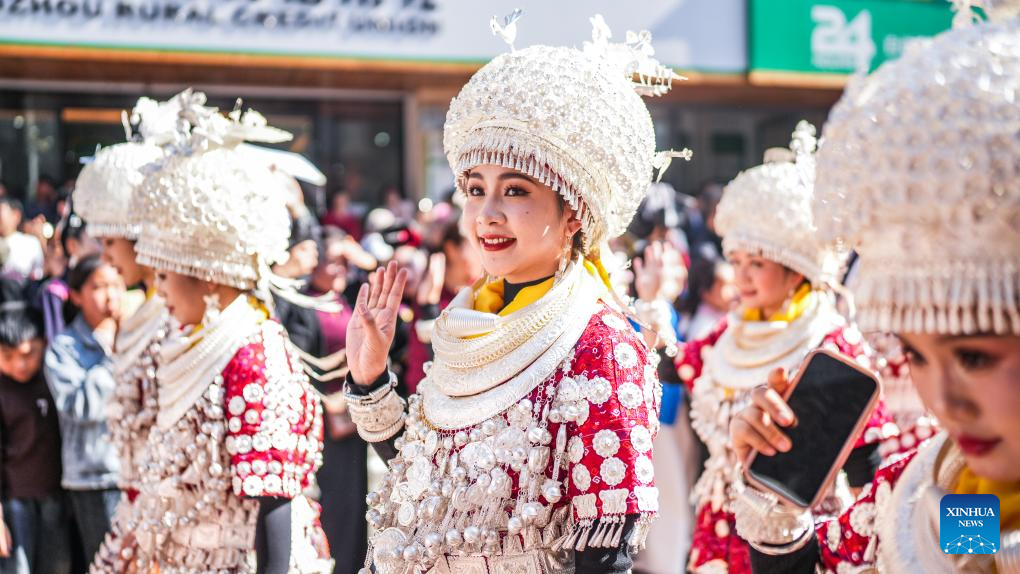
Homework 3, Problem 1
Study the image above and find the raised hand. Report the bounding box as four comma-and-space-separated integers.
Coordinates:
634, 241, 687, 303
346, 261, 408, 386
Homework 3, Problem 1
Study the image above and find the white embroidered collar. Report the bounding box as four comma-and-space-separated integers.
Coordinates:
704, 292, 842, 390
156, 295, 264, 429
114, 293, 166, 377
421, 260, 602, 430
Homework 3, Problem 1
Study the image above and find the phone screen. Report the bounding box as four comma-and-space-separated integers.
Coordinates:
747, 351, 879, 507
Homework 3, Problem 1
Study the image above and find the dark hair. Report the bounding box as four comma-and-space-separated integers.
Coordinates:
289, 213, 321, 250
678, 252, 728, 316
438, 218, 466, 252
0, 277, 42, 347
60, 211, 88, 258
0, 196, 23, 213
553, 196, 586, 259
63, 253, 106, 324
0, 308, 43, 347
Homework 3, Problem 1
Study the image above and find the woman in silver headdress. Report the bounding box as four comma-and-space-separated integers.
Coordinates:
342, 14, 691, 574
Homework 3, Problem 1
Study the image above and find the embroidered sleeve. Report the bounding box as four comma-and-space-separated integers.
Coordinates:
816, 452, 915, 571
819, 325, 899, 449
223, 322, 324, 499
564, 308, 660, 530
674, 317, 727, 392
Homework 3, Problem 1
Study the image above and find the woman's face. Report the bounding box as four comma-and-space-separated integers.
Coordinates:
156, 271, 211, 326
460, 164, 580, 284
901, 332, 1020, 482
70, 263, 125, 328
312, 259, 348, 295
289, 240, 320, 278
703, 263, 738, 312
728, 250, 804, 315
100, 237, 145, 286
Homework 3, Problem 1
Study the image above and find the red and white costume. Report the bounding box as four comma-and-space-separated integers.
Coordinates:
353, 262, 661, 574
89, 89, 333, 573
677, 123, 897, 574
679, 315, 894, 574
93, 296, 330, 573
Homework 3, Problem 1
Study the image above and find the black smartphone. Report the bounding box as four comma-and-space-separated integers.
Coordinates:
744, 349, 881, 509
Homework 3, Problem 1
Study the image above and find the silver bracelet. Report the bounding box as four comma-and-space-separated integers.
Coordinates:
344, 370, 398, 405
732, 480, 816, 555
345, 371, 406, 442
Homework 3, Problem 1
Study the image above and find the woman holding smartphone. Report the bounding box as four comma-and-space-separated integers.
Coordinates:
679, 124, 894, 574
729, 3, 1020, 571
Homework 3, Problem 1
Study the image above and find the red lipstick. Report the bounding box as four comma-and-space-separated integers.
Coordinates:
956, 434, 1002, 456
479, 235, 516, 252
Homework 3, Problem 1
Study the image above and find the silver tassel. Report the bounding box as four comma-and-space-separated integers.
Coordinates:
575, 524, 593, 552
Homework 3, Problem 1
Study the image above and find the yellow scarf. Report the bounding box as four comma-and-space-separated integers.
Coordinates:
742, 283, 813, 323
473, 259, 606, 315
955, 467, 1020, 529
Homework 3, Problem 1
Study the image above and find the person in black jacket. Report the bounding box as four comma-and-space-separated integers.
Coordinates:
0, 281, 71, 574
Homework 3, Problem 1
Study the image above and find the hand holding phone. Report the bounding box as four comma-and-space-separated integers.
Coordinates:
731, 349, 881, 509
731, 367, 797, 462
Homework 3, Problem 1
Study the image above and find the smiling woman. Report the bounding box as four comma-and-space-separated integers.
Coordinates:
341, 14, 689, 574
728, 3, 1020, 573
677, 123, 893, 574
462, 165, 581, 284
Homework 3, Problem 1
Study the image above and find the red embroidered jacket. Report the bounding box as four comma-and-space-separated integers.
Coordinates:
676, 318, 896, 574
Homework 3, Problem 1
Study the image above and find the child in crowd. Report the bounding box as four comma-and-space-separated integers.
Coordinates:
0, 280, 70, 574
43, 254, 124, 565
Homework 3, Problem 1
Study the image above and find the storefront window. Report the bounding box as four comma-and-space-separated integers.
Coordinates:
0, 91, 404, 220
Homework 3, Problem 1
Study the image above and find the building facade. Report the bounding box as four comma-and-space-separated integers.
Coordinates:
0, 0, 952, 208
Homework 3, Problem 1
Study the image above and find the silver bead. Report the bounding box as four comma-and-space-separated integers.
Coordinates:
475, 450, 496, 471
521, 502, 541, 524
548, 408, 564, 424
483, 528, 498, 544
423, 532, 443, 550
366, 491, 381, 507
564, 404, 580, 421
528, 426, 552, 445
463, 525, 481, 545
511, 447, 528, 463
445, 528, 463, 548
542, 482, 563, 504
507, 516, 524, 535
454, 431, 468, 446
402, 544, 420, 562
481, 419, 497, 436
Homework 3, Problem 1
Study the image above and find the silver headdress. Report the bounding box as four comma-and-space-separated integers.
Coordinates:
444, 13, 690, 254
73, 97, 180, 240
714, 121, 840, 286
813, 0, 1020, 334
134, 90, 295, 291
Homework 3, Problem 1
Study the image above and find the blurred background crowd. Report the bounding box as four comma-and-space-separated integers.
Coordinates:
0, 163, 737, 573
0, 1, 960, 572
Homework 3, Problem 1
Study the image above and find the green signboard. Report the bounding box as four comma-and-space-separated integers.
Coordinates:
751, 0, 954, 75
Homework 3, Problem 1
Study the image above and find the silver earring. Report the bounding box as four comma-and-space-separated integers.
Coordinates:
555, 244, 571, 281
202, 292, 221, 325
